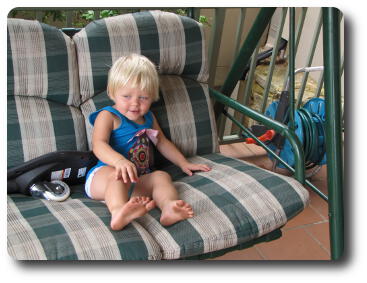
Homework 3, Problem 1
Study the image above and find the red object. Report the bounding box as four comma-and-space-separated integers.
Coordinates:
246, 130, 276, 144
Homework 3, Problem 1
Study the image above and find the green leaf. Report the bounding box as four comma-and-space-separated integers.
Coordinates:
81, 10, 95, 21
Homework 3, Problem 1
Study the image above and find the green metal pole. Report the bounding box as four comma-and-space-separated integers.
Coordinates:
288, 7, 295, 132
214, 7, 276, 119
322, 7, 344, 260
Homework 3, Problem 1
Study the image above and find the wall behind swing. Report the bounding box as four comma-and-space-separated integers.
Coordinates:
277, 7, 344, 83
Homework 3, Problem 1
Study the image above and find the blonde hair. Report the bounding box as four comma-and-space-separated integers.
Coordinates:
107, 54, 159, 101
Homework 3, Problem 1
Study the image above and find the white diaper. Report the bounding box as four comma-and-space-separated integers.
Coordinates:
84, 166, 104, 198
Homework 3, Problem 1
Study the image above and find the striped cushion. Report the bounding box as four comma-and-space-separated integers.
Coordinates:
7, 153, 309, 260
7, 19, 80, 107
7, 96, 88, 169
7, 186, 162, 260
80, 75, 219, 158
73, 10, 208, 102
138, 153, 309, 259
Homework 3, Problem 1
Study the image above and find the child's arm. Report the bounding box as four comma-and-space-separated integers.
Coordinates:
152, 115, 211, 176
92, 111, 138, 183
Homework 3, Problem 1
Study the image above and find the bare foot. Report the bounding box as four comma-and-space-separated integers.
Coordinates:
160, 200, 194, 226
110, 196, 155, 230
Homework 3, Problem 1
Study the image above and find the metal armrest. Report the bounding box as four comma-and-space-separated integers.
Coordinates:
209, 88, 305, 184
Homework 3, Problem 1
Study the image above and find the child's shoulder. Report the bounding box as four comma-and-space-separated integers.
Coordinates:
90, 106, 120, 126
97, 109, 115, 118
93, 110, 123, 131
94, 109, 115, 124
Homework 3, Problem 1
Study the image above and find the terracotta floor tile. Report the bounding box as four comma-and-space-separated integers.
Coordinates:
219, 143, 254, 159
283, 204, 325, 229
246, 144, 267, 156
242, 156, 268, 168
211, 246, 264, 260
308, 191, 329, 221
308, 166, 328, 192
306, 166, 329, 221
256, 228, 331, 260
305, 222, 331, 253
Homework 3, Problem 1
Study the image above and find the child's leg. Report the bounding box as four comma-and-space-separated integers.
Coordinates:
90, 166, 155, 230
133, 170, 194, 226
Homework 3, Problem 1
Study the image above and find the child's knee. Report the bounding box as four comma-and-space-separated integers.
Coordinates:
152, 170, 171, 181
106, 169, 131, 187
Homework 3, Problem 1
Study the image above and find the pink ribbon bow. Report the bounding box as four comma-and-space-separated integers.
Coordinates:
127, 128, 159, 145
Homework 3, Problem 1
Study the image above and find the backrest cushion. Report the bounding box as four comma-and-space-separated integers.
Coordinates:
7, 18, 80, 107
80, 76, 219, 165
7, 96, 87, 169
73, 10, 208, 103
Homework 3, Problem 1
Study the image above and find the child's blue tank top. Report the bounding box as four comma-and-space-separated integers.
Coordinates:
87, 106, 155, 179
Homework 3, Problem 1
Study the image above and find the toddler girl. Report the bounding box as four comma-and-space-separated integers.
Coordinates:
85, 54, 211, 230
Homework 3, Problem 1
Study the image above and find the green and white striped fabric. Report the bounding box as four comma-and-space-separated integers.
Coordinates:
7, 19, 80, 107
73, 10, 208, 103
7, 154, 308, 260
80, 75, 219, 159
7, 186, 162, 260
7, 96, 88, 169
146, 153, 309, 259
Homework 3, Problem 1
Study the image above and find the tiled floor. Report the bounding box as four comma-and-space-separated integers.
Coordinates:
210, 142, 330, 260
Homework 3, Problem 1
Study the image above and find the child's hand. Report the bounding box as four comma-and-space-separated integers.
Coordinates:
114, 158, 138, 183
180, 162, 211, 176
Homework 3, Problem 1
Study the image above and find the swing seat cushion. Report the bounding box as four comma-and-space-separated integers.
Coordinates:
7, 153, 308, 260
139, 153, 309, 259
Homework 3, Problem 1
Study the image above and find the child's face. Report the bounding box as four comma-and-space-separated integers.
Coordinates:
113, 82, 153, 123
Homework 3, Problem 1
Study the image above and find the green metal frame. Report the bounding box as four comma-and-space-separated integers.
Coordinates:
322, 7, 344, 260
